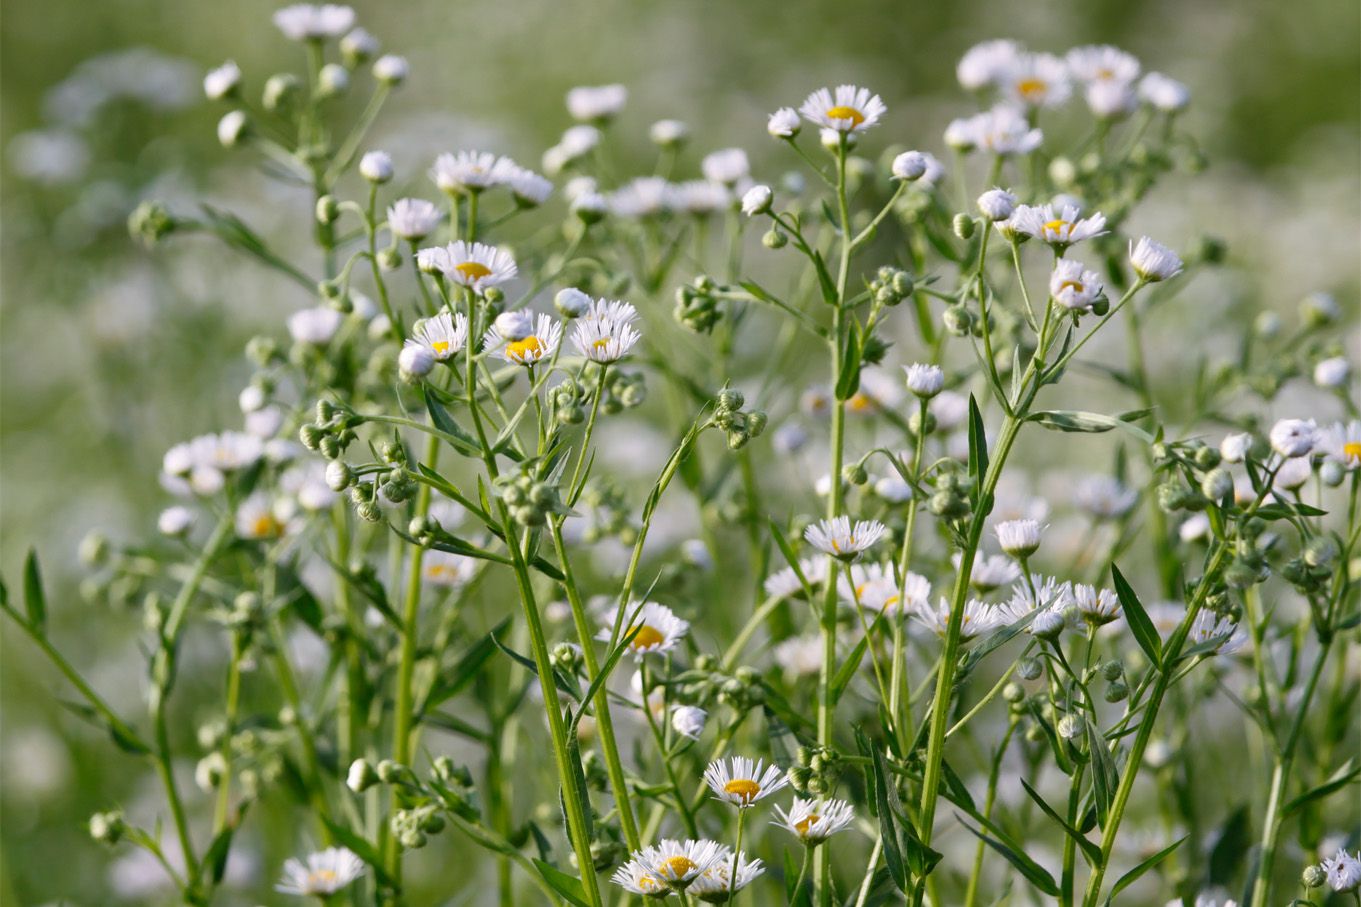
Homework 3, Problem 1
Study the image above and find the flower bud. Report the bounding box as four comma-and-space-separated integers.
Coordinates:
953, 213, 976, 240
89, 810, 125, 845
398, 344, 436, 380
1303, 865, 1327, 889
891, 151, 928, 181
1056, 714, 1083, 740
740, 184, 773, 216
1017, 657, 1042, 681
554, 287, 591, 318
263, 73, 301, 111
1201, 467, 1233, 501
372, 54, 409, 86
377, 247, 402, 271
842, 463, 868, 486
315, 194, 340, 225
976, 188, 1017, 221
217, 110, 248, 148
1002, 682, 1025, 703
360, 150, 393, 183
325, 460, 354, 492
1032, 608, 1066, 640
317, 63, 350, 97
762, 228, 787, 249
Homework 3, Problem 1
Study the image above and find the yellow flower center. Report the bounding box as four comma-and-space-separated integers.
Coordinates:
849, 393, 874, 412
310, 869, 338, 885
1097, 67, 1115, 80
1044, 218, 1071, 235
795, 813, 822, 836
252, 514, 282, 538
454, 261, 492, 280
505, 336, 543, 361
431, 340, 450, 355
825, 105, 865, 125
1058, 280, 1084, 295
638, 875, 661, 892
1017, 78, 1048, 99
1345, 441, 1361, 458
629, 623, 665, 650
662, 856, 697, 878
724, 778, 762, 803
592, 337, 611, 350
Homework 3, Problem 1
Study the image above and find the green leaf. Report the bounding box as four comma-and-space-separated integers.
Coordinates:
22, 549, 46, 633
1208, 804, 1250, 885
1105, 835, 1188, 906
834, 328, 863, 401
1283, 759, 1360, 817
202, 803, 250, 883
563, 714, 594, 841
322, 817, 397, 889
568, 626, 641, 737
967, 394, 989, 494
830, 633, 871, 703
533, 859, 591, 907
1020, 779, 1102, 867
1111, 564, 1162, 670
869, 743, 908, 892
767, 519, 813, 598
422, 387, 483, 458
1086, 718, 1119, 828
420, 618, 510, 715
1026, 408, 1155, 443
490, 633, 582, 701
956, 815, 1061, 896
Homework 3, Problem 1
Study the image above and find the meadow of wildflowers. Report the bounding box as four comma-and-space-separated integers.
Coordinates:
1, 3, 1358, 906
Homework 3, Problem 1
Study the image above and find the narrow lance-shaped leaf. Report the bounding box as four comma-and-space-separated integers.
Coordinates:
1111, 564, 1162, 669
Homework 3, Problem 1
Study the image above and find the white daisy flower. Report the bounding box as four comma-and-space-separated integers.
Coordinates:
598, 601, 689, 657
672, 180, 730, 216
359, 150, 393, 184
580, 297, 639, 325
1086, 80, 1137, 120
609, 858, 670, 898
1320, 420, 1361, 470
1188, 611, 1246, 655
610, 176, 678, 218
1072, 583, 1122, 626
483, 312, 560, 366
372, 54, 408, 86
891, 150, 929, 180
772, 797, 855, 843
840, 562, 930, 614
1220, 432, 1254, 463
217, 110, 248, 147
1002, 53, 1072, 108
276, 846, 365, 896
799, 84, 887, 133
970, 105, 1043, 155
649, 118, 688, 146
998, 574, 1073, 624
703, 756, 788, 807
236, 493, 287, 541
571, 314, 641, 363
431, 240, 517, 293
904, 363, 945, 398
701, 147, 750, 185
767, 107, 801, 138
431, 150, 506, 194
203, 61, 241, 100
1138, 72, 1190, 112
763, 557, 827, 599
957, 39, 1024, 91
287, 306, 343, 345
1075, 475, 1139, 519
1066, 45, 1140, 84
1129, 236, 1184, 282
1273, 455, 1313, 491
741, 184, 773, 216
422, 551, 477, 587
1010, 203, 1108, 248
970, 554, 1022, 592
1322, 850, 1361, 892
559, 124, 602, 159
566, 83, 627, 121
688, 849, 765, 902
1049, 258, 1104, 311
405, 312, 468, 363
912, 597, 1004, 639
773, 634, 823, 677
272, 4, 356, 41
636, 839, 728, 890
496, 162, 553, 207
158, 506, 195, 537
1269, 418, 1318, 459
671, 706, 706, 740
996, 518, 1044, 557
386, 198, 441, 241
804, 517, 886, 560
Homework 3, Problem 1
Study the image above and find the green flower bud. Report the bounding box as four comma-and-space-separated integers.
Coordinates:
315, 194, 340, 225
1002, 682, 1025, 703
842, 463, 868, 486
952, 213, 976, 239
128, 200, 175, 247
762, 228, 788, 249
263, 73, 301, 111
89, 810, 125, 845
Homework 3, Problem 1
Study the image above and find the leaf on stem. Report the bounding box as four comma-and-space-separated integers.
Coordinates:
22, 549, 46, 634
1111, 564, 1162, 670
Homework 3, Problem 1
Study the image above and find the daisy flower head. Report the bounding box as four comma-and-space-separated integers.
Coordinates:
495, 161, 553, 207
1219, 432, 1254, 463
971, 105, 1044, 155
422, 550, 476, 587
610, 176, 679, 218
431, 150, 510, 195
773, 633, 823, 677
276, 846, 365, 896
800, 85, 886, 133
650, 118, 689, 147
288, 306, 343, 346
566, 83, 627, 122
1072, 583, 1121, 626
688, 849, 765, 902
904, 363, 945, 398
372, 54, 409, 86
610, 858, 670, 898
1269, 418, 1318, 459
407, 311, 468, 362
1273, 455, 1313, 491
957, 39, 1024, 91
1322, 850, 1361, 892
912, 597, 1004, 640
386, 198, 440, 241
671, 705, 707, 740
484, 312, 561, 366
236, 492, 288, 540
996, 518, 1044, 557
977, 187, 1018, 221
273, 4, 356, 41
703, 756, 788, 807
1002, 52, 1072, 109
158, 505, 195, 537
763, 557, 828, 599
601, 601, 689, 658
1313, 356, 1350, 389
970, 553, 1022, 592
580, 297, 639, 325
1138, 72, 1190, 112
637, 839, 727, 890
1075, 474, 1139, 519
571, 312, 641, 363
1086, 80, 1137, 120
772, 797, 855, 844
1188, 611, 1246, 655
360, 150, 393, 183
1011, 203, 1107, 249
1066, 45, 1140, 85
435, 240, 517, 293
701, 147, 750, 185
804, 516, 886, 560
1129, 236, 1183, 282
203, 61, 241, 100
767, 107, 801, 138
999, 574, 1073, 623
1320, 420, 1361, 470
672, 180, 730, 216
1049, 258, 1104, 312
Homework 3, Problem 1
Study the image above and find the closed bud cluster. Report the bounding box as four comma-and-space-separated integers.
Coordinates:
128, 200, 176, 247
89, 810, 125, 845
870, 266, 914, 307
674, 279, 722, 334
496, 471, 564, 527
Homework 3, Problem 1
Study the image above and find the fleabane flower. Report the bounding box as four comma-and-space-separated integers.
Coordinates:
912, 597, 1005, 639
203, 61, 241, 100
650, 118, 688, 147
1220, 432, 1254, 463
772, 797, 856, 844
636, 839, 727, 890
1188, 611, 1246, 655
287, 306, 343, 345
1075, 475, 1139, 519
763, 557, 828, 599
673, 180, 730, 216
1066, 45, 1140, 84
1320, 420, 1361, 470
804, 517, 886, 560
1011, 203, 1107, 248
571, 313, 641, 363
1139, 72, 1190, 112
840, 562, 930, 614
1322, 850, 1361, 892
406, 311, 468, 362
275, 846, 365, 896
1002, 52, 1072, 108
970, 105, 1043, 155
600, 601, 689, 657
387, 198, 441, 241
273, 4, 356, 41
610, 176, 679, 218
904, 363, 945, 398
1085, 80, 1137, 120
484, 312, 561, 366
495, 161, 553, 207
1072, 583, 1122, 626
703, 756, 788, 807
767, 107, 801, 138
610, 859, 670, 898
688, 849, 765, 902
671, 706, 707, 740
969, 554, 1021, 591
957, 39, 1024, 91
701, 147, 750, 185
423, 551, 477, 587
996, 518, 1043, 557
799, 85, 886, 133
741, 184, 773, 216
1049, 258, 1104, 312
1269, 418, 1318, 458
978, 187, 1017, 221
1129, 236, 1183, 282
566, 83, 627, 122
431, 150, 507, 194
235, 493, 288, 540
432, 240, 517, 293
1313, 356, 1351, 389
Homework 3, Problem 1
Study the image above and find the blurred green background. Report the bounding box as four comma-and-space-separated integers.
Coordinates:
1, 0, 1356, 902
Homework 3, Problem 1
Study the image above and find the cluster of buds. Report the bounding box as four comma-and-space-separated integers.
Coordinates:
710, 388, 767, 450
495, 468, 568, 527
577, 481, 637, 545
1280, 536, 1339, 595
869, 266, 915, 308
928, 463, 974, 520
787, 744, 842, 797
299, 399, 359, 462
549, 378, 588, 425
88, 810, 126, 845
674, 275, 722, 333
602, 370, 647, 414
127, 200, 176, 248
715, 665, 766, 712
391, 804, 445, 850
